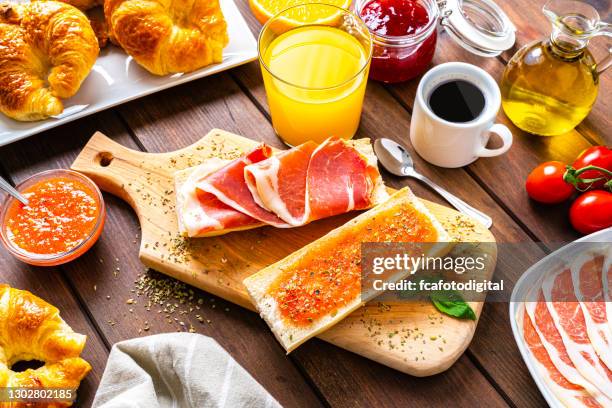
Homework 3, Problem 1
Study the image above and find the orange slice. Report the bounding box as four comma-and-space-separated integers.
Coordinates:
249, 0, 352, 26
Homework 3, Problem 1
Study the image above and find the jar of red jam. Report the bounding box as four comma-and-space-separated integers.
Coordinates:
354, 0, 517, 83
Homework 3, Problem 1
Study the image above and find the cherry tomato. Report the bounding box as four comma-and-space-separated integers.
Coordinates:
569, 190, 612, 235
526, 161, 574, 204
572, 146, 612, 190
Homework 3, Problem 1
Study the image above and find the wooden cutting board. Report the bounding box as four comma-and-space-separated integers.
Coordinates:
72, 129, 497, 376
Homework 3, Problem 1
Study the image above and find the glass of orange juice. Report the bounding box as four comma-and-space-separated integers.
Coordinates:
258, 4, 372, 146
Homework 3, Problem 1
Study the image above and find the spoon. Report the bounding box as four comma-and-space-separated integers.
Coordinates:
374, 138, 492, 229
0, 176, 28, 206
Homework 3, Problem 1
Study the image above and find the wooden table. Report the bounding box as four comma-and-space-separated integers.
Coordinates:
0, 1, 609, 406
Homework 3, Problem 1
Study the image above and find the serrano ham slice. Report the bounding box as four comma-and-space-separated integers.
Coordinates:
543, 268, 612, 399
604, 248, 612, 334
518, 246, 612, 407
521, 306, 603, 407
176, 138, 388, 237
307, 138, 385, 221
244, 141, 317, 225
244, 138, 388, 226
175, 158, 263, 237
571, 252, 612, 370
526, 286, 611, 405
197, 145, 290, 228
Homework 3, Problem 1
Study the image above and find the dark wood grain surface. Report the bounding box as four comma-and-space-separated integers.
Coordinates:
0, 0, 609, 406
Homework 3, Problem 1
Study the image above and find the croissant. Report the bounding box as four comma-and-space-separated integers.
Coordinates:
0, 1, 99, 121
105, 0, 228, 75
0, 284, 91, 407
57, 0, 104, 11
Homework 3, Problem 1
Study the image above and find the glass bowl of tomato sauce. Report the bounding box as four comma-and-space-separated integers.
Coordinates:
0, 169, 105, 266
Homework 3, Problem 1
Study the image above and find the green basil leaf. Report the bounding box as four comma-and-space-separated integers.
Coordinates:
430, 290, 476, 320
397, 278, 476, 320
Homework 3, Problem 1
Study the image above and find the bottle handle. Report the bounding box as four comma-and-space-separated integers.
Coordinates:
595, 22, 612, 75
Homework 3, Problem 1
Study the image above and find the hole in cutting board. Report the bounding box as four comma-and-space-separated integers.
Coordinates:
96, 152, 114, 167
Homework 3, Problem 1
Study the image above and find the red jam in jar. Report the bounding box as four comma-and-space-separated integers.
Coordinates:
357, 0, 438, 83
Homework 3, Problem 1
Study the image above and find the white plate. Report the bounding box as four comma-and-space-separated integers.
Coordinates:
0, 0, 257, 146
509, 227, 612, 408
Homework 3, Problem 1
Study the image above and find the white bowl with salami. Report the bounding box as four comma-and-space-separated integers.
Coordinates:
510, 228, 612, 408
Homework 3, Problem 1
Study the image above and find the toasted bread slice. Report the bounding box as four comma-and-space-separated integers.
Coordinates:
243, 187, 452, 352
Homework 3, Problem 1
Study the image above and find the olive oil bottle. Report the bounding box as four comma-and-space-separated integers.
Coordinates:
500, 0, 611, 136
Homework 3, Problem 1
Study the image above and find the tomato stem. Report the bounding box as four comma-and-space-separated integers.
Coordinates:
573, 165, 612, 178
564, 165, 612, 192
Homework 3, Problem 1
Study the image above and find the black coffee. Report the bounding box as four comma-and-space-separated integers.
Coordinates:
428, 80, 485, 123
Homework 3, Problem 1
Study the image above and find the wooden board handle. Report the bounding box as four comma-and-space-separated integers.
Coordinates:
71, 132, 146, 211
71, 129, 250, 228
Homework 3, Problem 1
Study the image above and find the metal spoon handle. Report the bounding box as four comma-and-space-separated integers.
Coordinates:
406, 169, 493, 229
0, 177, 28, 206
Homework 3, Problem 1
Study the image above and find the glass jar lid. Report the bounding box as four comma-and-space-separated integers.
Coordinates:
439, 0, 516, 56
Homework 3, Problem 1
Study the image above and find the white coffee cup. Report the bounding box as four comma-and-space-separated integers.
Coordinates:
410, 62, 512, 168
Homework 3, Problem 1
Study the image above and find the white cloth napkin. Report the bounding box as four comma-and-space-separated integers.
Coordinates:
92, 333, 281, 408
